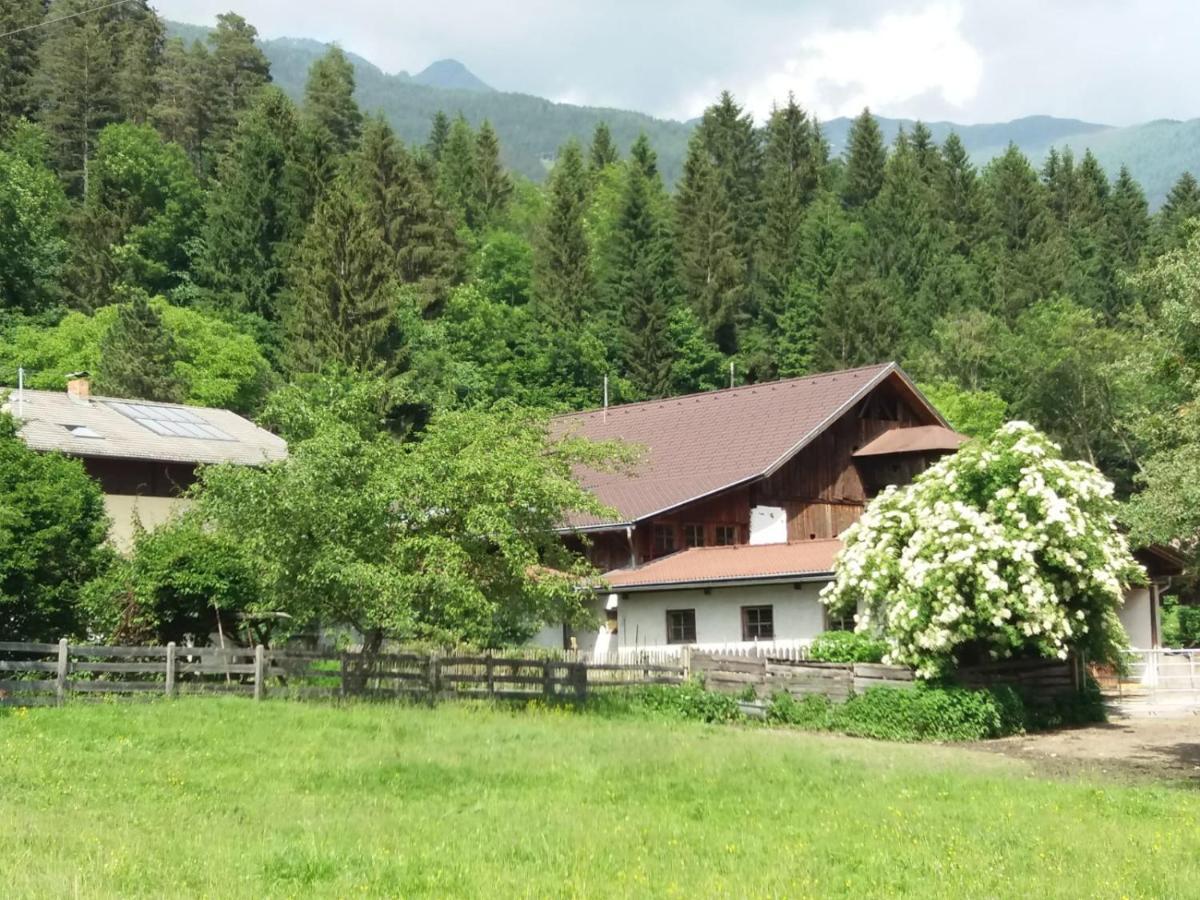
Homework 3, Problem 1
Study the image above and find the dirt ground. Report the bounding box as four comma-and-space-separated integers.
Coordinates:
971, 709, 1200, 785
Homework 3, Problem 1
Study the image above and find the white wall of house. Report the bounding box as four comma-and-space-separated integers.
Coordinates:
1119, 585, 1158, 650
103, 494, 188, 552
617, 581, 828, 651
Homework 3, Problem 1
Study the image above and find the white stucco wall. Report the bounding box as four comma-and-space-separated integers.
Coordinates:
1119, 586, 1157, 649
617, 581, 828, 650
103, 494, 188, 552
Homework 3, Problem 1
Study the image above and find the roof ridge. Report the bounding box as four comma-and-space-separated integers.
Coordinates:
554, 362, 897, 421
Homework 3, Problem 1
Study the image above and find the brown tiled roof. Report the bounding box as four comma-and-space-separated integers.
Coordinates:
555, 362, 941, 528
852, 424, 969, 457
604, 540, 843, 589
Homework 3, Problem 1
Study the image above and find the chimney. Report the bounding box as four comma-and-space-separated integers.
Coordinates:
66, 372, 90, 403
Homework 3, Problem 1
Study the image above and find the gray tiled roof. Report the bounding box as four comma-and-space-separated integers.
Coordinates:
3, 389, 287, 466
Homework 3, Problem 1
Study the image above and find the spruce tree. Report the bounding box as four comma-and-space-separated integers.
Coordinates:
0, 0, 45, 127
97, 293, 186, 402
841, 107, 887, 209
1156, 172, 1200, 251
353, 116, 462, 310
197, 87, 303, 321
675, 137, 744, 353
285, 180, 397, 373
589, 121, 619, 171
608, 166, 677, 398
939, 132, 980, 253
1108, 165, 1150, 266
474, 120, 513, 228
303, 45, 361, 155
533, 141, 593, 324
204, 13, 271, 160
437, 115, 478, 227
629, 133, 658, 181
427, 111, 450, 161
910, 121, 943, 184
151, 38, 213, 170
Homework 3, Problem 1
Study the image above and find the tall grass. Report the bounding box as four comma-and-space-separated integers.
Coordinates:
0, 698, 1197, 897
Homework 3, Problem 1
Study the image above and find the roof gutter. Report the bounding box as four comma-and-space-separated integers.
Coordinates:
602, 571, 835, 593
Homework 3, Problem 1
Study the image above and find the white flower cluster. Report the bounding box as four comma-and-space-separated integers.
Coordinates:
820, 422, 1144, 679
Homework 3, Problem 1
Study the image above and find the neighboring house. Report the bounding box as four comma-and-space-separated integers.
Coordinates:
3, 377, 287, 550
547, 361, 1180, 655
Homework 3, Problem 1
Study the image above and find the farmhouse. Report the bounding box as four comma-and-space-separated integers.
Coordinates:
3, 376, 286, 550
549, 362, 1179, 655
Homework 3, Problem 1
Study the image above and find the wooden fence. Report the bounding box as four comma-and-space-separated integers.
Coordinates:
0, 641, 686, 707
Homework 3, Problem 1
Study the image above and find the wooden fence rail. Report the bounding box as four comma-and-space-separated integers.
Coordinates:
0, 641, 686, 707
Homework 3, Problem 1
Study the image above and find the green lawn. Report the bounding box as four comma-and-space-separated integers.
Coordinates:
1, 699, 1197, 898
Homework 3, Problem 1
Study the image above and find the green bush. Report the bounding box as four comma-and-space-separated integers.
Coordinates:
589, 681, 743, 724
831, 684, 1027, 742
808, 630, 887, 663
1162, 598, 1200, 648
765, 692, 835, 729
1020, 679, 1107, 731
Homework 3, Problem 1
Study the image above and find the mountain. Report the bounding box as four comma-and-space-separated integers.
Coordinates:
413, 59, 492, 92
166, 20, 1198, 203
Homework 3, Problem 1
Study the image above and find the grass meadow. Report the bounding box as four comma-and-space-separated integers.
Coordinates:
1, 698, 1198, 898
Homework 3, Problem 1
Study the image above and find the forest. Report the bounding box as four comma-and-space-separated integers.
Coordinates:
3, 1, 1200, 644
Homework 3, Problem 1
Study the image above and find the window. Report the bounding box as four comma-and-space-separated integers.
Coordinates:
666, 609, 697, 644
683, 524, 705, 548
741, 605, 774, 641
714, 524, 737, 546
64, 424, 103, 439
652, 523, 676, 556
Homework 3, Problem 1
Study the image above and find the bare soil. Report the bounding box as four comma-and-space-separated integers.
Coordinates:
970, 711, 1200, 785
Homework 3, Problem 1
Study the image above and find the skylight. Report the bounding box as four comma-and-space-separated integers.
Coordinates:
105, 401, 234, 441
65, 424, 103, 439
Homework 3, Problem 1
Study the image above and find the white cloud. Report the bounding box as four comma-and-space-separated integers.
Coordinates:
734, 2, 984, 122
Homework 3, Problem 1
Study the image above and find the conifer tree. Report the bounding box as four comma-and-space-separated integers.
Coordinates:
437, 115, 478, 227
285, 180, 396, 373
675, 138, 744, 353
151, 38, 213, 169
97, 293, 186, 402
0, 0, 45, 127
939, 132, 980, 253
1155, 171, 1200, 251
353, 116, 462, 310
629, 133, 658, 181
1108, 165, 1150, 266
197, 87, 303, 321
589, 121, 619, 171
841, 108, 887, 209
303, 46, 361, 155
474, 120, 513, 228
608, 165, 677, 397
533, 141, 593, 323
427, 111, 450, 161
204, 13, 271, 160
31, 0, 163, 194
910, 121, 942, 184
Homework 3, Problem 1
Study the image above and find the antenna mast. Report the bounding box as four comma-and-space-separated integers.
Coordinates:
603, 375, 609, 423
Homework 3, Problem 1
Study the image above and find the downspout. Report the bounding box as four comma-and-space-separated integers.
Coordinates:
625, 525, 635, 568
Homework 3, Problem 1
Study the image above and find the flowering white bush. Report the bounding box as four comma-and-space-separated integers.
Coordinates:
820, 422, 1144, 679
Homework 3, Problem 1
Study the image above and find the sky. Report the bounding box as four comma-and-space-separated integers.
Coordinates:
155, 0, 1198, 126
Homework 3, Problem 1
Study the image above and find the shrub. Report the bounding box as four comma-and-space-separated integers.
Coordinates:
765, 692, 834, 729
1161, 598, 1200, 648
808, 630, 886, 663
830, 684, 1027, 742
590, 682, 743, 725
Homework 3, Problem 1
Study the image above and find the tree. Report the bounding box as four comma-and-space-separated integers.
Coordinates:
437, 115, 478, 227
0, 0, 44, 127
353, 116, 462, 311
151, 37, 213, 169
841, 108, 886, 209
589, 121, 619, 171
1108, 165, 1150, 267
675, 138, 744, 352
0, 412, 111, 641
96, 292, 186, 402
1, 299, 273, 412
204, 12, 272, 160
191, 388, 621, 648
303, 45, 361, 155
0, 123, 70, 313
474, 120, 513, 227
608, 165, 678, 397
1155, 172, 1200, 252
629, 133, 658, 181
284, 181, 397, 373
918, 379, 1007, 438
196, 87, 303, 322
693, 91, 762, 272
31, 0, 164, 193
533, 141, 593, 323
939, 132, 980, 253
69, 123, 203, 308
821, 422, 1143, 678
426, 110, 450, 161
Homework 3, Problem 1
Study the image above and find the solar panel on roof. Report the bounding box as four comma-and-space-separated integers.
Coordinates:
103, 400, 234, 441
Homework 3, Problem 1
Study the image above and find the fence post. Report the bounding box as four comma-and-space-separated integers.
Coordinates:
165, 642, 176, 698
542, 659, 554, 700
485, 654, 495, 696
681, 645, 692, 679
55, 639, 69, 707
339, 653, 347, 699
572, 661, 587, 703
428, 652, 442, 704
253, 645, 265, 701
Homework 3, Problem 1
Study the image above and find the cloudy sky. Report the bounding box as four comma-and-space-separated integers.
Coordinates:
156, 0, 1196, 126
